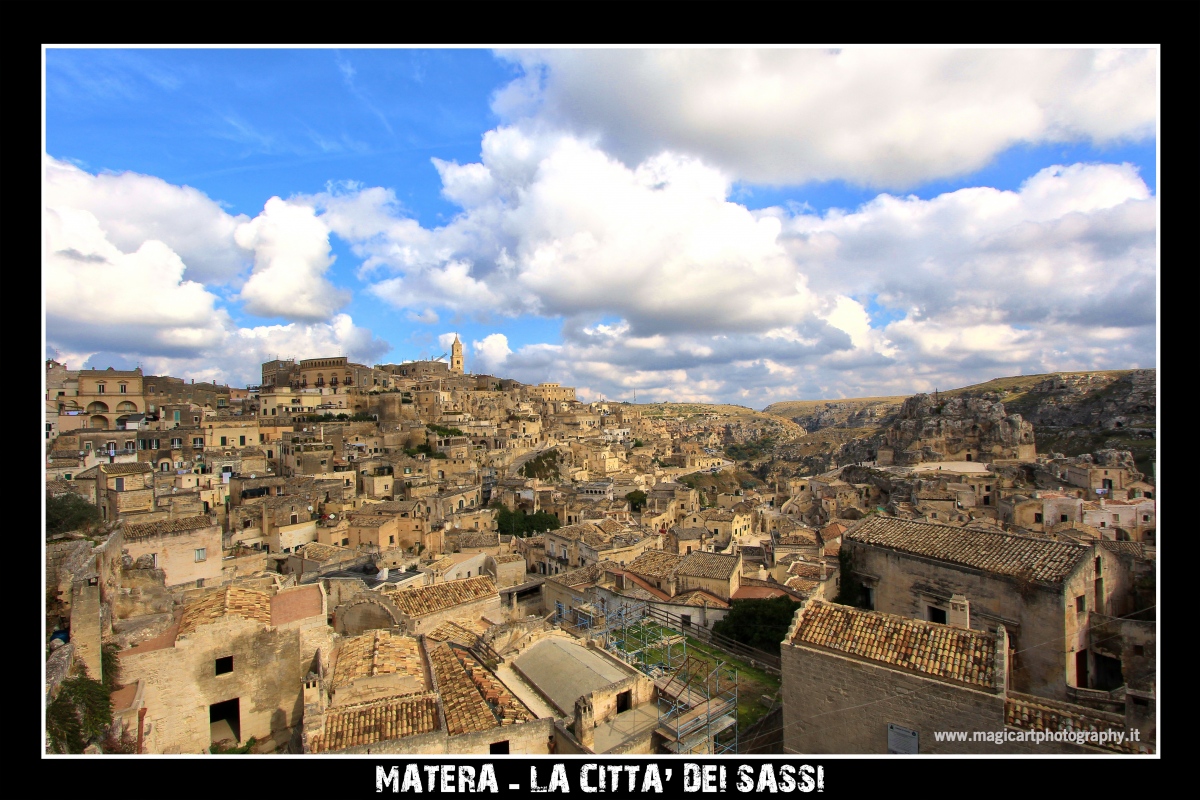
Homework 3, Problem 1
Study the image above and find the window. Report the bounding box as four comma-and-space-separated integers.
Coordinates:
1142, 514, 1149, 522
172, 438, 182, 448
194, 437, 204, 448
1034, 513, 1043, 524
1095, 557, 1102, 575
489, 741, 509, 755
220, 436, 227, 446
1075, 595, 1086, 613
119, 383, 127, 394
389, 535, 395, 544
173, 411, 180, 422
1133, 645, 1144, 656
64, 473, 72, 481
1061, 514, 1069, 523
239, 436, 246, 446
97, 384, 106, 393
215, 656, 233, 675
928, 606, 947, 624
342, 538, 349, 546
195, 548, 207, 562
114, 477, 124, 492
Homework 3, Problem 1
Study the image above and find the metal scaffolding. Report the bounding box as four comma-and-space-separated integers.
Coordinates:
597, 601, 738, 754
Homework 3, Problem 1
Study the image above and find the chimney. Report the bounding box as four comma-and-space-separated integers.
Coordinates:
949, 594, 970, 629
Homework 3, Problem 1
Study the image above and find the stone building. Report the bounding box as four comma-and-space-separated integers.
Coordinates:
843, 515, 1129, 701
117, 584, 326, 753
120, 516, 224, 589
781, 598, 1149, 754
385, 575, 503, 635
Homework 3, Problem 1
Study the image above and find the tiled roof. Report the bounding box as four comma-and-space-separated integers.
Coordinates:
672, 526, 709, 540
386, 576, 497, 619
491, 553, 523, 564
777, 531, 820, 545
626, 550, 683, 580
846, 515, 1088, 583
785, 576, 820, 595
297, 542, 354, 563
1005, 693, 1151, 754
551, 561, 611, 589
122, 515, 215, 541
428, 642, 531, 735
550, 523, 603, 542
458, 531, 499, 548
673, 589, 729, 609
1097, 540, 1148, 558
99, 462, 154, 475
348, 515, 389, 527
678, 551, 739, 580
331, 630, 427, 691
793, 601, 997, 690
787, 561, 823, 580
310, 694, 440, 753
178, 586, 272, 638
595, 518, 627, 535
425, 621, 480, 648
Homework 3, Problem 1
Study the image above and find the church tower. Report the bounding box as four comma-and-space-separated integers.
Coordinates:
450, 333, 464, 374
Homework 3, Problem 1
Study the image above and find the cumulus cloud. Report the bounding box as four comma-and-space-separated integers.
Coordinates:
45, 205, 230, 357
492, 49, 1156, 188
235, 197, 351, 321
471, 333, 512, 374
44, 155, 252, 283
316, 143, 1153, 404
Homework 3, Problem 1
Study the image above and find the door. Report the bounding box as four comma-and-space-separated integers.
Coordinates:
1075, 650, 1089, 688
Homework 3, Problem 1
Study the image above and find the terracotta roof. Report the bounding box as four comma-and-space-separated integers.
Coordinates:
627, 550, 683, 580
732, 585, 791, 600
846, 515, 1088, 583
678, 551, 739, 580
178, 586, 272, 638
595, 518, 627, 535
1097, 540, 1149, 558
425, 620, 480, 648
787, 561, 823, 580
386, 575, 497, 619
1005, 693, 1151, 754
793, 601, 997, 690
297, 542, 354, 563
310, 694, 440, 753
99, 462, 154, 475
491, 553, 523, 564
428, 642, 531, 735
673, 589, 729, 609
550, 561, 612, 589
784, 576, 820, 594
777, 531, 820, 545
270, 584, 324, 626
458, 531, 499, 548
122, 515, 216, 541
331, 630, 427, 691
549, 523, 603, 542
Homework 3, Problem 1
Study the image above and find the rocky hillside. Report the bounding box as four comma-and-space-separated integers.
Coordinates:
762, 396, 906, 432
758, 368, 1155, 478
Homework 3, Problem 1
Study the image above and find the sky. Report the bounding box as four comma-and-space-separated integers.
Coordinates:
43, 47, 1158, 408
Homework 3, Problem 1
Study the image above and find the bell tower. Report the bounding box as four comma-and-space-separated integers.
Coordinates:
450, 333, 464, 374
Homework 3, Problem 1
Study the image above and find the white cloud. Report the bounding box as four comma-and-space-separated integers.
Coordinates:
235, 197, 351, 321
45, 205, 230, 357
471, 333, 512, 374
492, 49, 1156, 188
44, 155, 252, 283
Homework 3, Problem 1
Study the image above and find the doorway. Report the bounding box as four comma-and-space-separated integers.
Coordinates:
616, 690, 632, 714
209, 698, 241, 745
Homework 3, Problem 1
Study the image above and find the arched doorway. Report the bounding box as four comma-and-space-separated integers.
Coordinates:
89, 415, 109, 429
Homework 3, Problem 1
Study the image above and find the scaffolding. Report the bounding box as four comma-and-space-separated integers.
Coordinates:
597, 601, 738, 754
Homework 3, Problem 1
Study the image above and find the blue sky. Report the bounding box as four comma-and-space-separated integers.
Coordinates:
45, 48, 1157, 406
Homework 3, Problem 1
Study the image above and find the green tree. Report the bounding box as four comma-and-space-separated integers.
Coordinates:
46, 494, 102, 536
625, 490, 647, 512
711, 596, 803, 655
47, 665, 113, 753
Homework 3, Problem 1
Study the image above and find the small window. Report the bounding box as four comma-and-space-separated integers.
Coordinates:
220, 436, 227, 446
1142, 515, 1149, 522
1075, 595, 1086, 613
928, 606, 947, 624
489, 741, 509, 754
1095, 557, 1102, 575
1034, 513, 1043, 524
195, 548, 207, 562
1133, 645, 1144, 656
215, 656, 233, 675
239, 436, 246, 446
1061, 514, 1069, 523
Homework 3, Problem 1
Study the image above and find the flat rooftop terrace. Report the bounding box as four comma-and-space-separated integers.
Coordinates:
512, 637, 633, 716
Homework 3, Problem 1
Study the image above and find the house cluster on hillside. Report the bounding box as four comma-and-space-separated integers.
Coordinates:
44, 352, 1156, 755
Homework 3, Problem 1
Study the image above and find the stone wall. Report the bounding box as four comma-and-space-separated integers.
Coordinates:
122, 526, 224, 588
119, 616, 304, 754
